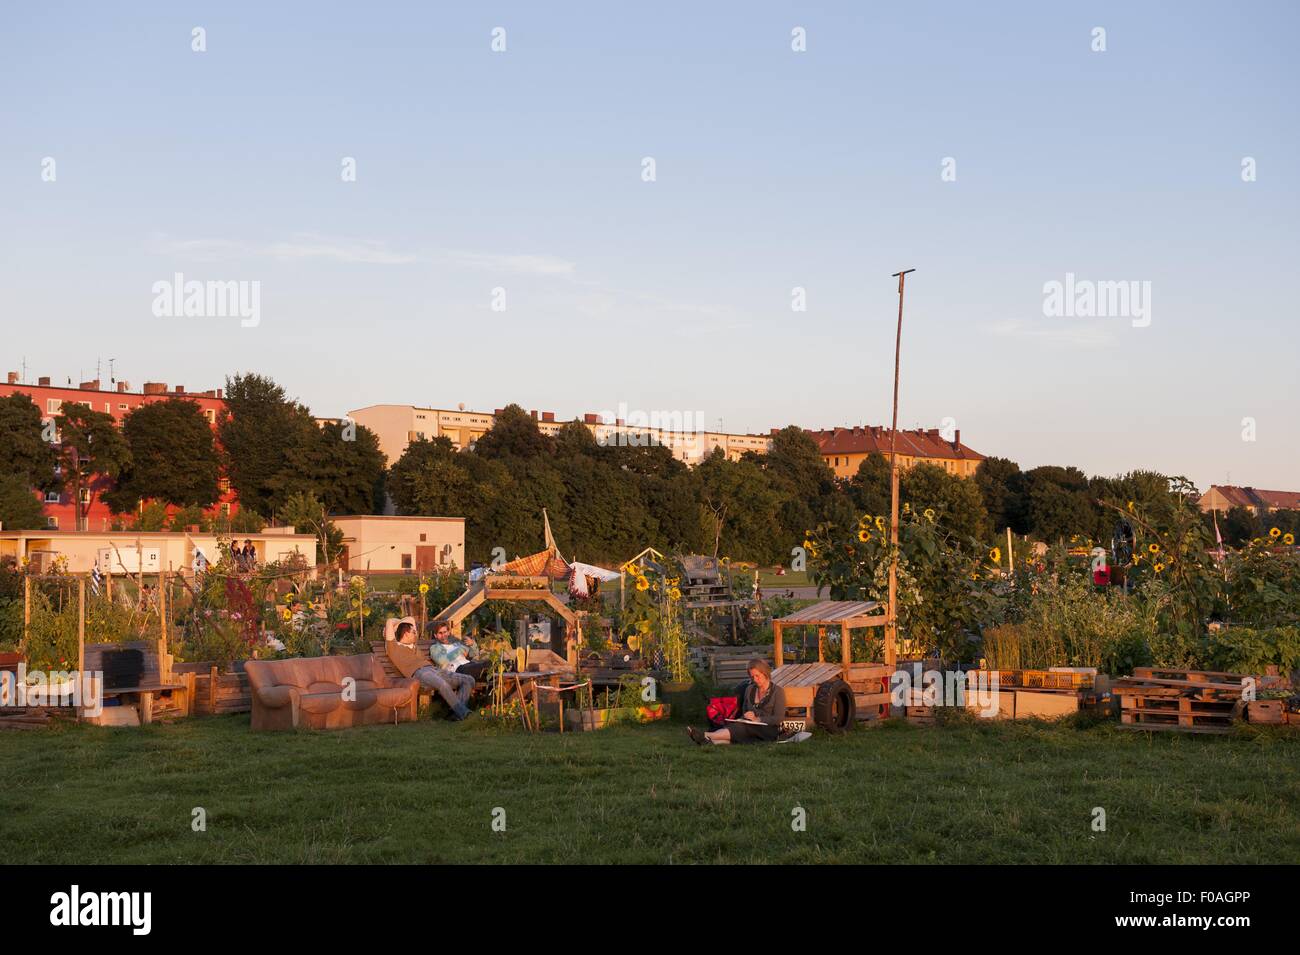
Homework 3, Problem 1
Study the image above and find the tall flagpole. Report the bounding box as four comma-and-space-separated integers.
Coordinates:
885, 268, 914, 667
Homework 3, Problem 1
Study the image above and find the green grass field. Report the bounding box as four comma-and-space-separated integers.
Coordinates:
3, 710, 1298, 864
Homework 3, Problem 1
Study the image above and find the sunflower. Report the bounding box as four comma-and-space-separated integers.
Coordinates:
989, 547, 1001, 564
1148, 543, 1160, 554
875, 516, 886, 531
857, 529, 871, 542
1285, 533, 1296, 546
635, 576, 650, 592
1127, 501, 1135, 513
626, 635, 641, 651
1269, 527, 1282, 539
670, 587, 682, 600
859, 514, 874, 527
419, 582, 430, 594
281, 609, 292, 621
923, 508, 936, 522
1153, 562, 1165, 574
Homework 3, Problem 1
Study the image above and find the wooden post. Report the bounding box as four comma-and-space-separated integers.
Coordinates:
817, 626, 826, 663
1006, 527, 1014, 575
840, 622, 851, 671
77, 578, 86, 717
22, 575, 31, 655
885, 268, 914, 668
159, 571, 167, 654
106, 566, 113, 604
772, 621, 783, 667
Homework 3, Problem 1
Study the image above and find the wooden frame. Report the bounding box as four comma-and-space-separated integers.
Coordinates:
432, 575, 582, 666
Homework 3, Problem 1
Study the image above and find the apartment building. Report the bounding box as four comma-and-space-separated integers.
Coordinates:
0, 372, 237, 530
348, 403, 772, 466
809, 425, 986, 480
1198, 485, 1300, 514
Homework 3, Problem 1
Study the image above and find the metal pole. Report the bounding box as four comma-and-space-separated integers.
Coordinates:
885, 268, 914, 667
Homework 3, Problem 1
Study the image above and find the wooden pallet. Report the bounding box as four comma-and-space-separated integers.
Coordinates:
1119, 694, 1240, 733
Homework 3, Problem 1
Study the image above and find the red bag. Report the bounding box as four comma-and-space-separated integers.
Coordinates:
706, 696, 739, 729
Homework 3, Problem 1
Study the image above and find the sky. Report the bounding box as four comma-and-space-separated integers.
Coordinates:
2, 1, 1297, 492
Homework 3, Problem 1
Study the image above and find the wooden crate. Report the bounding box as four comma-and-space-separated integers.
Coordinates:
1246, 700, 1285, 724
190, 667, 252, 716
1118, 693, 1239, 733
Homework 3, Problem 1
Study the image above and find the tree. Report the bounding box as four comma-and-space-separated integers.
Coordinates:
389, 437, 479, 519
55, 405, 131, 531
1023, 466, 1094, 542
299, 421, 387, 515
0, 473, 47, 530
847, 452, 892, 517
0, 393, 59, 492
218, 373, 319, 517
975, 456, 1029, 535
103, 398, 220, 514
901, 461, 991, 541
696, 449, 781, 560
279, 490, 343, 564
757, 426, 839, 553
471, 404, 550, 460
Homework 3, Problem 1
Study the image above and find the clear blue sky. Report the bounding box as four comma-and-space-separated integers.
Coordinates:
3, 1, 1296, 491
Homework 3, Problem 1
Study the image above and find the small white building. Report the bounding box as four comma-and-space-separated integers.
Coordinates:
330, 515, 465, 574
0, 528, 317, 575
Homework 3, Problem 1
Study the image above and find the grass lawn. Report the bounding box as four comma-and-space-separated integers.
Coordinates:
4, 710, 1298, 864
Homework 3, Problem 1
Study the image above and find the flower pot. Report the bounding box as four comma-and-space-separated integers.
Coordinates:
565, 707, 615, 731
661, 680, 694, 695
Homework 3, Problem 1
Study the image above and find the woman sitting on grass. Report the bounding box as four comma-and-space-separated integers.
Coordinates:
688, 658, 785, 746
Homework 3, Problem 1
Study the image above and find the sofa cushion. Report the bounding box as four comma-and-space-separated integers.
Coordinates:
299, 691, 345, 715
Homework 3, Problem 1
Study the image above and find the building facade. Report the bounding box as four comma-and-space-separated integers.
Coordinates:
0, 372, 237, 530
1198, 485, 1300, 514
347, 403, 771, 467
808, 426, 985, 480
0, 528, 314, 575
330, 515, 466, 574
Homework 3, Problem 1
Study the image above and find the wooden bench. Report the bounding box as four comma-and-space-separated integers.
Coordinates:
84, 641, 194, 726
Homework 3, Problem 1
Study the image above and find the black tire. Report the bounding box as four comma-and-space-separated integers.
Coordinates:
812, 678, 856, 733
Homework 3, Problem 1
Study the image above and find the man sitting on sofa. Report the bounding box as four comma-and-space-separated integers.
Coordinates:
430, 623, 492, 683
387, 621, 473, 720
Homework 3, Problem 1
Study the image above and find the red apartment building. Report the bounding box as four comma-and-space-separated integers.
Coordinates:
0, 372, 238, 530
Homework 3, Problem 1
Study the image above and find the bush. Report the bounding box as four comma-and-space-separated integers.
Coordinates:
1200, 625, 1300, 676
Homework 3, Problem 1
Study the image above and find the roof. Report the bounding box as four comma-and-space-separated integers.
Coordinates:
807, 426, 984, 462
330, 514, 465, 523
776, 599, 886, 627
1203, 486, 1300, 510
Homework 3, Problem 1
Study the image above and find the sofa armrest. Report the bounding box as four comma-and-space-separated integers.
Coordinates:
255, 684, 301, 726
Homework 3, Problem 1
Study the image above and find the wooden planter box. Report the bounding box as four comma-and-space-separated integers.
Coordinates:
176, 663, 253, 716
564, 703, 671, 731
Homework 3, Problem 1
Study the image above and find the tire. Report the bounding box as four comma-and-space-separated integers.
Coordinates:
812, 678, 856, 733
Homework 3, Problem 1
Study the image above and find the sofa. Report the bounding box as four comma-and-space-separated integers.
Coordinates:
244, 654, 420, 731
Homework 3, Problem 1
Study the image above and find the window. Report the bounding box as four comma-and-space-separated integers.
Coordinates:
419, 533, 427, 542
44, 490, 60, 503
118, 403, 128, 411
46, 515, 59, 529
46, 398, 62, 414
205, 409, 216, 424
79, 488, 91, 504
401, 553, 412, 571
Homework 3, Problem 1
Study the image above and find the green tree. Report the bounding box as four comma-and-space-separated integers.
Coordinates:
389, 437, 479, 519
0, 473, 47, 530
0, 393, 60, 492
300, 420, 387, 515
218, 373, 319, 517
471, 404, 550, 460
55, 405, 131, 531
976, 456, 1029, 534
103, 398, 220, 514
279, 490, 343, 564
1024, 466, 1094, 542
902, 461, 991, 541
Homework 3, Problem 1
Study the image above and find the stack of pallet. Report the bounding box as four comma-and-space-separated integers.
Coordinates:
1114, 667, 1245, 734
690, 645, 773, 687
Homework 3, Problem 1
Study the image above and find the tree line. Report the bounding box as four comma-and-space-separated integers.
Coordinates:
1, 374, 1292, 562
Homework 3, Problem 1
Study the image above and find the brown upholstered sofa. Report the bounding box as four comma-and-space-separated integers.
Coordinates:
244, 654, 420, 731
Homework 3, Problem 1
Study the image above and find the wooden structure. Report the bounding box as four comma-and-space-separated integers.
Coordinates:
1114, 667, 1247, 734
677, 555, 753, 610
770, 600, 892, 730
432, 575, 581, 665
83, 640, 193, 726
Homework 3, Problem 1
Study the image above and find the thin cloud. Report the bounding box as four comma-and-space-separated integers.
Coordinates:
153, 233, 575, 276
985, 319, 1115, 347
